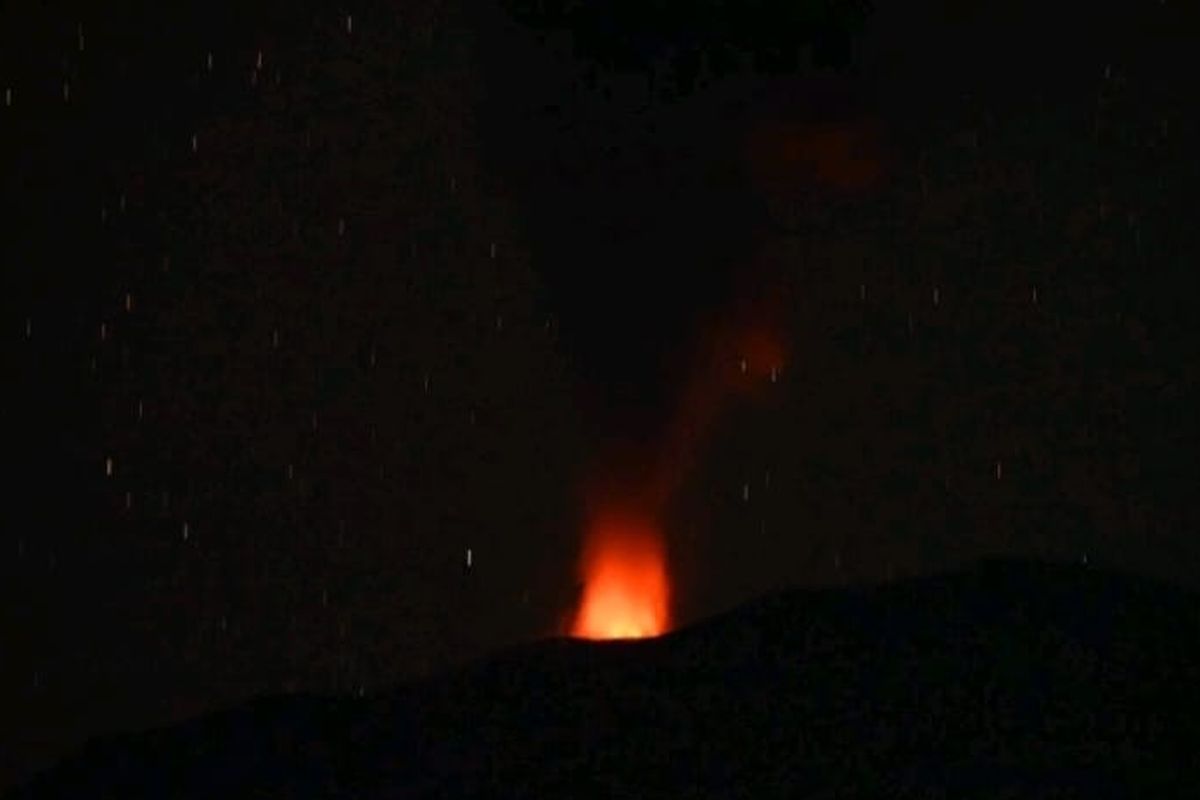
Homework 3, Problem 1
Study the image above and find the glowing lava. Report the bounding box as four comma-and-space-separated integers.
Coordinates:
568, 317, 786, 642
571, 511, 670, 640
564, 78, 886, 645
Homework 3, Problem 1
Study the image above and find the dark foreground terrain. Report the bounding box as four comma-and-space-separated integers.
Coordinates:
10, 557, 1199, 798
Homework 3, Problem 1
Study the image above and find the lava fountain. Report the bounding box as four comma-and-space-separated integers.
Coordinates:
567, 78, 883, 643
571, 508, 670, 640
568, 316, 786, 642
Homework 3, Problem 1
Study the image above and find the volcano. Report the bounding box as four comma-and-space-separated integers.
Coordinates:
10, 557, 1199, 798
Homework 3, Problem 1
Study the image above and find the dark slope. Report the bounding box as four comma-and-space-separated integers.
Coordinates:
11, 557, 1200, 799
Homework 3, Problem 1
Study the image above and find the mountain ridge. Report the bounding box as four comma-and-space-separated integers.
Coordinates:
11, 556, 1199, 798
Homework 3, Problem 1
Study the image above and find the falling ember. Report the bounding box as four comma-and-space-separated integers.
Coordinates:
572, 510, 670, 640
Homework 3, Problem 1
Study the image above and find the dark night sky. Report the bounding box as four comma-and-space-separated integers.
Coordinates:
4, 0, 1199, 789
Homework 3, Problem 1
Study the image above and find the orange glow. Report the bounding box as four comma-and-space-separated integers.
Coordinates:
744, 117, 887, 198
571, 511, 670, 640
568, 310, 787, 642
564, 92, 888, 644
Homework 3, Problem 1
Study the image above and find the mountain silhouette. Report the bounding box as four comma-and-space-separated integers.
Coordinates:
10, 557, 1199, 798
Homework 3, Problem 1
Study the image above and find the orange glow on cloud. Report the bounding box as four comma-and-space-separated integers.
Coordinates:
747, 118, 884, 190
